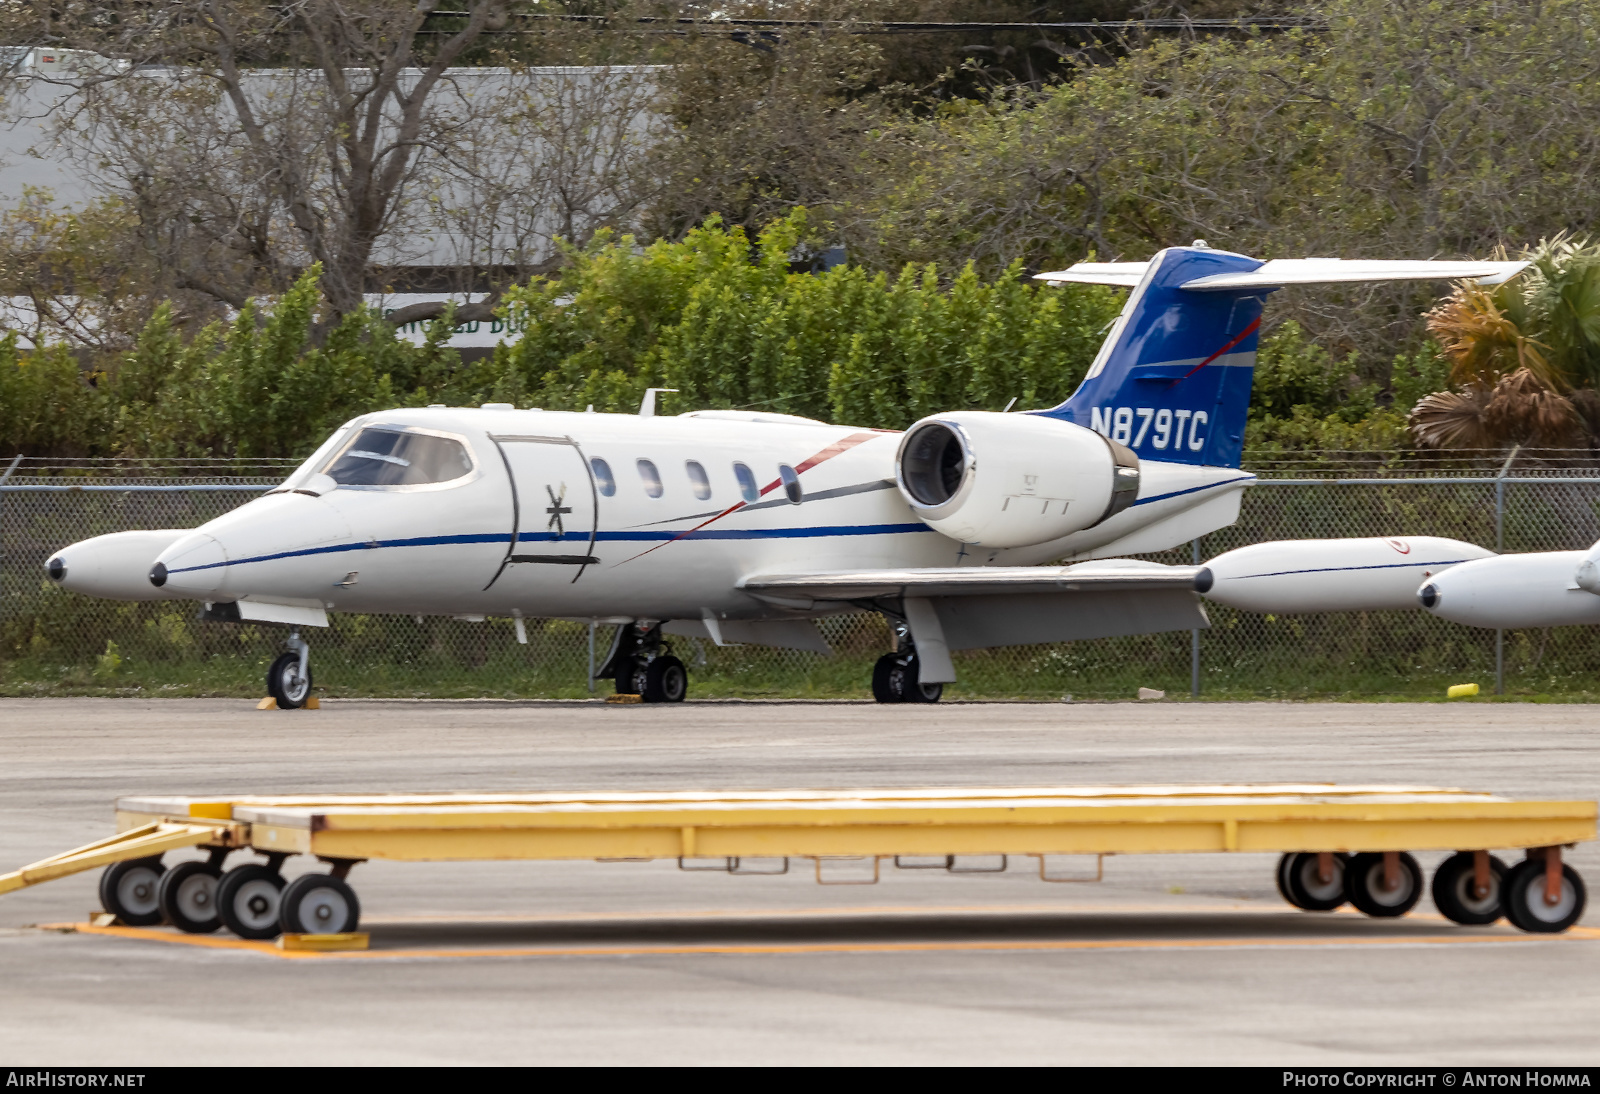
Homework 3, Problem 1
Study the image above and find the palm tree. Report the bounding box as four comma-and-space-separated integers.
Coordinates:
1410, 236, 1600, 454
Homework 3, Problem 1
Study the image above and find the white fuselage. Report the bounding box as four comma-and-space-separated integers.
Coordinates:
130, 407, 1253, 624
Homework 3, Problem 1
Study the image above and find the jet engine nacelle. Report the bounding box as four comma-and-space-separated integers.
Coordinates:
1419, 551, 1600, 628
45, 529, 190, 601
1199, 536, 1495, 613
894, 411, 1138, 548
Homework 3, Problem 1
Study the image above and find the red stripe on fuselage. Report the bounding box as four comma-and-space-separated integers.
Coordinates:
616, 431, 879, 565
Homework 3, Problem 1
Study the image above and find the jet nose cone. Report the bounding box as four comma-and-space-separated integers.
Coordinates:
1418, 583, 1440, 609
46, 556, 66, 582
154, 533, 227, 593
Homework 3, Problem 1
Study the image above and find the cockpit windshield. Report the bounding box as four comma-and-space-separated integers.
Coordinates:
321, 427, 474, 487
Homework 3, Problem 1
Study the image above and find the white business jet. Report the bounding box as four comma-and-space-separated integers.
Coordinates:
46, 246, 1526, 706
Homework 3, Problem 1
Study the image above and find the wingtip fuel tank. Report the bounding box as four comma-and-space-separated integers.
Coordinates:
1418, 550, 1600, 629
1199, 536, 1495, 614
45, 529, 192, 602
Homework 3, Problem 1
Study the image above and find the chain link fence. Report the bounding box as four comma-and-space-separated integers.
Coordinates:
5, 455, 1600, 700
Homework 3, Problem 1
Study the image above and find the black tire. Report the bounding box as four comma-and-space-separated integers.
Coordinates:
1431, 852, 1508, 926
1502, 858, 1587, 934
279, 874, 361, 935
266, 651, 312, 709
871, 653, 942, 703
1274, 853, 1295, 906
216, 863, 287, 940
1280, 852, 1349, 911
1345, 851, 1424, 918
642, 655, 687, 703
98, 857, 166, 926
156, 859, 224, 934
614, 658, 644, 695
871, 654, 903, 703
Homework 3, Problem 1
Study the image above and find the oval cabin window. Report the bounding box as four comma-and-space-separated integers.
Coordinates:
591, 457, 616, 497
733, 462, 759, 502
778, 464, 802, 504
685, 460, 712, 501
637, 459, 664, 498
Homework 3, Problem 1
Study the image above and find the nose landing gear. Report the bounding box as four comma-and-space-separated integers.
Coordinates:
871, 619, 943, 703
266, 631, 314, 709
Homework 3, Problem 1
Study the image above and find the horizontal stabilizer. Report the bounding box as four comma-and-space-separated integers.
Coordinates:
1034, 257, 1528, 291
1034, 262, 1149, 288
1178, 258, 1529, 291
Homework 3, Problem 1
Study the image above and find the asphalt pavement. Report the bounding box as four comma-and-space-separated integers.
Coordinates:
2, 697, 1598, 1065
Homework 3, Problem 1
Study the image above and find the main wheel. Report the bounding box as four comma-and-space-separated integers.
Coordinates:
1279, 852, 1349, 911
1431, 852, 1508, 925
642, 655, 687, 703
266, 652, 312, 709
614, 657, 645, 695
279, 874, 361, 935
871, 653, 942, 703
157, 859, 224, 934
99, 857, 166, 926
217, 863, 287, 940
1502, 858, 1586, 934
1345, 852, 1424, 918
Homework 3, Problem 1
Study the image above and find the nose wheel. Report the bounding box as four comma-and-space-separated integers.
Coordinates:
266, 631, 313, 709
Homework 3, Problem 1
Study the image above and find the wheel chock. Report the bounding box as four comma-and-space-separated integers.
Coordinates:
257, 697, 320, 710
304, 697, 321, 709
278, 932, 369, 952
257, 697, 278, 710
88, 911, 119, 927
606, 693, 643, 704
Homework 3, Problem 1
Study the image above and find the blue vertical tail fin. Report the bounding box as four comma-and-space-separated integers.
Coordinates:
1035, 246, 1269, 469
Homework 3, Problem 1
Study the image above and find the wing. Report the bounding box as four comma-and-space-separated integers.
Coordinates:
739, 562, 1208, 685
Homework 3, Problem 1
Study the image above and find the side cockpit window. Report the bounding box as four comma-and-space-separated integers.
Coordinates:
323, 427, 473, 487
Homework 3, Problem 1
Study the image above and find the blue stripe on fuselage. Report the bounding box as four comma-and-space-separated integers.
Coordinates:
167, 523, 936, 573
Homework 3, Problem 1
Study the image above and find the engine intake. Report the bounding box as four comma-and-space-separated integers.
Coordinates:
894, 411, 1138, 548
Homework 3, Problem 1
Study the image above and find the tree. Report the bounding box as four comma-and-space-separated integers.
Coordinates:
1, 1, 661, 329
1411, 238, 1600, 455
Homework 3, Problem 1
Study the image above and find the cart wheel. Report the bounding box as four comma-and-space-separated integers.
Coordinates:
267, 652, 313, 710
279, 874, 361, 935
1431, 852, 1507, 925
1345, 852, 1423, 917
99, 856, 167, 926
217, 863, 287, 940
1279, 852, 1348, 911
157, 860, 223, 934
1502, 859, 1586, 934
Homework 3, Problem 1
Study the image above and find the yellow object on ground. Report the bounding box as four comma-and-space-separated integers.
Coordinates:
278, 932, 369, 952
1448, 683, 1481, 699
605, 693, 643, 704
99, 785, 1596, 863
256, 697, 278, 710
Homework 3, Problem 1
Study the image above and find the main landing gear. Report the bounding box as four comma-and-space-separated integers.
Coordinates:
1276, 846, 1586, 932
871, 619, 942, 704
99, 851, 364, 939
603, 622, 688, 703
266, 630, 313, 709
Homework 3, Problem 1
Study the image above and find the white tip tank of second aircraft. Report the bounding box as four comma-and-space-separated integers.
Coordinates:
1198, 536, 1496, 613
